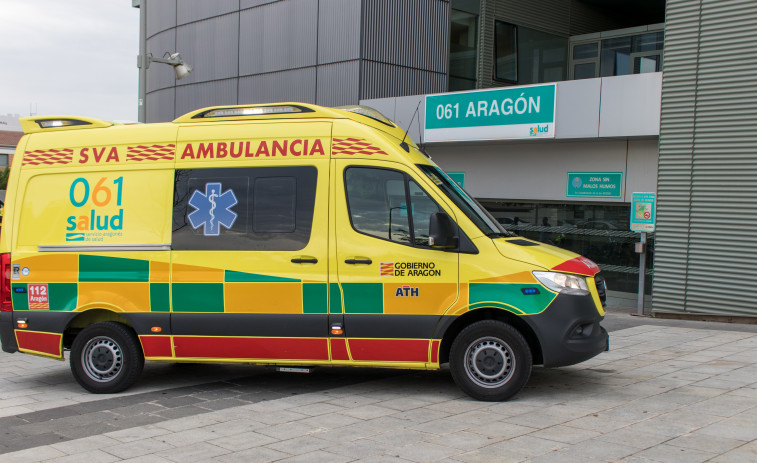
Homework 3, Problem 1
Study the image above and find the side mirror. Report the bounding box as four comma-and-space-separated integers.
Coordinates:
428, 212, 458, 249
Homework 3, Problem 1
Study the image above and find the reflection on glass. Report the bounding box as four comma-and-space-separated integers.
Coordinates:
479, 200, 654, 295
346, 168, 410, 244
449, 10, 478, 90
573, 62, 596, 80
599, 31, 663, 77
409, 180, 441, 246
573, 42, 598, 60
495, 21, 517, 81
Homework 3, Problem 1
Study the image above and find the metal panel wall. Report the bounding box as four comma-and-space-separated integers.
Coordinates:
177, 0, 240, 25
175, 79, 239, 118
599, 73, 662, 138
238, 68, 317, 104
555, 78, 601, 139
361, 62, 446, 100
146, 29, 177, 93
318, 0, 361, 64
146, 0, 176, 38
316, 61, 360, 106
654, 0, 757, 316
362, 0, 449, 74
145, 87, 175, 123
176, 13, 240, 84
240, 0, 281, 8
239, 0, 318, 76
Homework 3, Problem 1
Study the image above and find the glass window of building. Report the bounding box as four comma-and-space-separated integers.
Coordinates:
601, 31, 664, 76
571, 42, 600, 79
570, 26, 663, 79
478, 199, 653, 296
449, 10, 479, 91
494, 21, 517, 82
495, 22, 568, 85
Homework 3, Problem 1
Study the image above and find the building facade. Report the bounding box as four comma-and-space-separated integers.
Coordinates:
137, 0, 757, 317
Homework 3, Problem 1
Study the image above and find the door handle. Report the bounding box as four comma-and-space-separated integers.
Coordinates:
291, 257, 318, 264
345, 258, 372, 265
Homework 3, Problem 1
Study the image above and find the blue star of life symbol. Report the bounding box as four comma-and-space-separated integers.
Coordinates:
187, 182, 238, 236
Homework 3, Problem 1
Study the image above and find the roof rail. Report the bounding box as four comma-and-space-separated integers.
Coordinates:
20, 116, 114, 135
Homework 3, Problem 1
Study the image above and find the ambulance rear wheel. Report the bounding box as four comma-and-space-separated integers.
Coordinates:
70, 322, 144, 393
449, 320, 532, 401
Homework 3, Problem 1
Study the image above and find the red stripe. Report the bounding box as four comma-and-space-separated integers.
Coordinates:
348, 339, 429, 362
140, 335, 173, 357
16, 331, 61, 357
552, 256, 600, 276
430, 340, 440, 363
330, 338, 350, 360
173, 337, 329, 360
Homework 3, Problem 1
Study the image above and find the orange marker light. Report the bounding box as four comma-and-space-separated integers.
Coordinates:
331, 328, 344, 335
17, 321, 28, 329
150, 326, 162, 333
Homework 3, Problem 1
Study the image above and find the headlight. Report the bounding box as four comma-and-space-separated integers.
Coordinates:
533, 271, 590, 296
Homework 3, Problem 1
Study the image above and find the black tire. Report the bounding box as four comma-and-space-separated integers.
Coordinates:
70, 322, 144, 393
449, 320, 532, 401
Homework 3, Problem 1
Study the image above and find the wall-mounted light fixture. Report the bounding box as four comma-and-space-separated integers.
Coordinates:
144, 52, 192, 80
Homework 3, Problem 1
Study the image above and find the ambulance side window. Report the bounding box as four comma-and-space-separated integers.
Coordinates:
345, 168, 411, 244
172, 166, 316, 251
345, 167, 442, 248
408, 180, 442, 246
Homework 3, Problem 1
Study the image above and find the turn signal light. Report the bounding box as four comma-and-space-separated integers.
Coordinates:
150, 326, 162, 333
17, 320, 27, 329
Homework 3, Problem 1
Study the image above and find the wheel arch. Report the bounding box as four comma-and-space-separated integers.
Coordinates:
438, 308, 543, 366
62, 309, 134, 349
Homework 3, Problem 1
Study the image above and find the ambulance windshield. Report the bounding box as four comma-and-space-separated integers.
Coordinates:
418, 165, 513, 237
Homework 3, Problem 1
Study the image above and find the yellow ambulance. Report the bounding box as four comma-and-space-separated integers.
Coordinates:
0, 103, 608, 401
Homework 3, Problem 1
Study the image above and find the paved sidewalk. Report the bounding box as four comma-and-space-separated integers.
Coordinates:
0, 314, 756, 462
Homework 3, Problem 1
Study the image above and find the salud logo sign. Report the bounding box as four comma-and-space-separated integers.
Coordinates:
424, 84, 556, 142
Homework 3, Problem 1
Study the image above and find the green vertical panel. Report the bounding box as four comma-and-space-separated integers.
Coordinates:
342, 283, 383, 314
150, 283, 170, 312
49, 283, 78, 311
11, 284, 28, 311
303, 283, 328, 314
79, 255, 149, 282
172, 283, 224, 312
329, 283, 342, 314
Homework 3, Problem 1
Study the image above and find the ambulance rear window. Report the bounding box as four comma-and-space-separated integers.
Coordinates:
172, 166, 317, 251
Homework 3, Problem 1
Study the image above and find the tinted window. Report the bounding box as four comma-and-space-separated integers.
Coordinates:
345, 168, 410, 244
345, 167, 442, 247
254, 177, 296, 233
409, 180, 442, 246
173, 166, 316, 251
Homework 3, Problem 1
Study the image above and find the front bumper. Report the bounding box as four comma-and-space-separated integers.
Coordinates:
522, 293, 608, 367
1, 311, 18, 354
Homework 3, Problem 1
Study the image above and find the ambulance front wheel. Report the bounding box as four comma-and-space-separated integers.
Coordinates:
449, 320, 532, 401
70, 322, 144, 393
